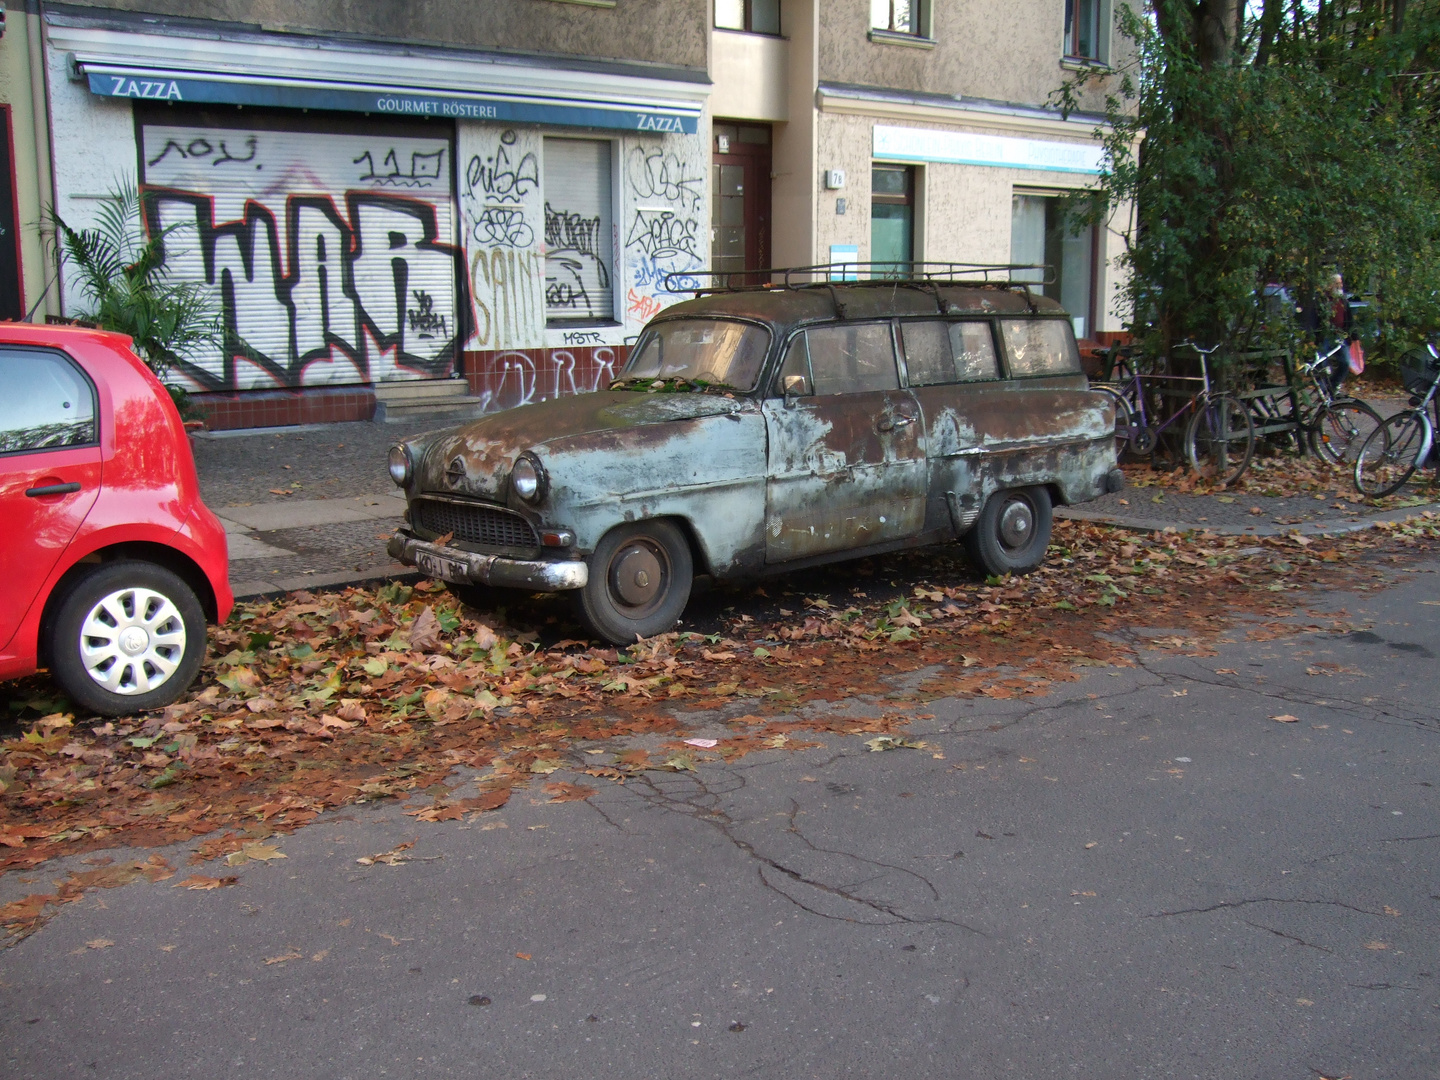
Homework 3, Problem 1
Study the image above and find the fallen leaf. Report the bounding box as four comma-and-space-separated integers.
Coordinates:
1384, 905, 1401, 917
543, 781, 596, 803
516, 952, 532, 960
264, 947, 303, 965
865, 736, 925, 752
1215, 668, 1238, 675
1270, 714, 1299, 723
226, 843, 287, 867
171, 875, 237, 891
409, 606, 442, 651
682, 738, 719, 748
1364, 941, 1390, 950
85, 938, 114, 949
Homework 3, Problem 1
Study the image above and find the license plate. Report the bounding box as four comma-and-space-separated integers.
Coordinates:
417, 551, 469, 584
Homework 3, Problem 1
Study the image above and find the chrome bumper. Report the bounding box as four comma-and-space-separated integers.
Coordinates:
388, 532, 588, 592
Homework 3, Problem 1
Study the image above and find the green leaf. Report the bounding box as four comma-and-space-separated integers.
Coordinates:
362, 657, 388, 678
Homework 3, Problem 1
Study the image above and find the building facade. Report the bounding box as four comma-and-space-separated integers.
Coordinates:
3, 0, 1126, 430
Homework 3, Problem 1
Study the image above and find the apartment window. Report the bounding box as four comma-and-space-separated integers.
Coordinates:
1065, 0, 1105, 61
870, 0, 925, 35
544, 138, 614, 325
715, 0, 780, 34
1010, 193, 1097, 339
871, 165, 915, 277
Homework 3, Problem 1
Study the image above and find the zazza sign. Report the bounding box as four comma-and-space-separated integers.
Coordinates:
85, 69, 700, 135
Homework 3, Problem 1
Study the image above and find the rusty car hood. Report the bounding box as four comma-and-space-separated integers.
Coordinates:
415, 390, 748, 499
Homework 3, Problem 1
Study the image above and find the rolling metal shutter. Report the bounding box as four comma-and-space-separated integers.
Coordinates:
542, 138, 614, 324
139, 122, 459, 391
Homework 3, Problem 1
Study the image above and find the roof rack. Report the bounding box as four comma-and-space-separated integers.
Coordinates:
664, 261, 1055, 296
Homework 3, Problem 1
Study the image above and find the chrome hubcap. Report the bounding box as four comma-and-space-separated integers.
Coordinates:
79, 587, 186, 696
999, 499, 1034, 549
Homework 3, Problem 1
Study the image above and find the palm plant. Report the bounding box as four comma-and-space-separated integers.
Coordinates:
51, 179, 219, 386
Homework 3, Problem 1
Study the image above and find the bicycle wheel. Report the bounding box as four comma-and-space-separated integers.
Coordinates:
1354, 411, 1430, 498
1309, 398, 1384, 465
1092, 384, 1136, 456
1185, 393, 1254, 486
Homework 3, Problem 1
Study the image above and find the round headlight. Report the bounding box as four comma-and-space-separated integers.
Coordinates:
511, 453, 545, 502
387, 444, 412, 487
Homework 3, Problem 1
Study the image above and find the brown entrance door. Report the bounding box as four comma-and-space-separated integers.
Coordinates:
711, 122, 771, 286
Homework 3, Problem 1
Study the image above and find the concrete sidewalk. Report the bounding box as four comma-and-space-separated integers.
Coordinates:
195, 424, 1440, 601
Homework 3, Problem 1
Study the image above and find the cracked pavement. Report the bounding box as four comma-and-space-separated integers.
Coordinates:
2, 560, 1437, 1079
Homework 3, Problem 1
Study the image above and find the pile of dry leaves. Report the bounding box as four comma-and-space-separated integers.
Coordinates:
3, 513, 1438, 939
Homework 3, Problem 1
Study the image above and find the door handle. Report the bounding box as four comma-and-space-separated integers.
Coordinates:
877, 414, 918, 433
25, 482, 82, 498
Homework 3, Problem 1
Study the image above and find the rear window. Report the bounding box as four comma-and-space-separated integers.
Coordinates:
1001, 319, 1081, 377
0, 349, 97, 454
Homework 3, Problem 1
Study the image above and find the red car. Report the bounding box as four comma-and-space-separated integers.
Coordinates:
0, 324, 232, 716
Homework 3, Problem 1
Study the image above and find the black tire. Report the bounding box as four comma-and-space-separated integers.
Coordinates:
1185, 393, 1254, 486
576, 520, 693, 644
1355, 411, 1427, 498
48, 560, 207, 717
1308, 398, 1384, 465
963, 486, 1053, 577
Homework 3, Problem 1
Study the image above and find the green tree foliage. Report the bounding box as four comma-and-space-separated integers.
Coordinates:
51, 180, 219, 382
1056, 0, 1440, 371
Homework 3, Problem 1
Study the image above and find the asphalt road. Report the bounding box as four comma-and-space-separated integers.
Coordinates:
2, 559, 1437, 1080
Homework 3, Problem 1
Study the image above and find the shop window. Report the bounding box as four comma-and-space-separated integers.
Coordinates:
871, 165, 915, 277
544, 138, 614, 325
1064, 0, 1107, 62
1010, 192, 1097, 339
870, 0, 928, 36
715, 0, 780, 34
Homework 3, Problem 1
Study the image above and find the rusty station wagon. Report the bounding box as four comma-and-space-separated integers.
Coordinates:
387, 271, 1121, 644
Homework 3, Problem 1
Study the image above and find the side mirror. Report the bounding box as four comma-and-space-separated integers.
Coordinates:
782, 374, 810, 404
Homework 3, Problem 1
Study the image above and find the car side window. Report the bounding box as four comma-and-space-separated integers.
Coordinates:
0, 350, 97, 455
1001, 319, 1082, 377
898, 321, 951, 386
774, 332, 813, 396
949, 322, 1000, 381
804, 322, 897, 395
901, 320, 1000, 385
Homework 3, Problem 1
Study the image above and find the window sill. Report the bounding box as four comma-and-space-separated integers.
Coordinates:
713, 26, 785, 39
1060, 56, 1110, 73
868, 29, 937, 50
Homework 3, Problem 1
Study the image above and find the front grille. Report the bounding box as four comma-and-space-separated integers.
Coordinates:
412, 498, 539, 557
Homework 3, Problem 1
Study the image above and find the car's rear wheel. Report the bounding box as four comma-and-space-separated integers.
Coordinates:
48, 560, 207, 717
576, 521, 693, 645
963, 486, 1053, 577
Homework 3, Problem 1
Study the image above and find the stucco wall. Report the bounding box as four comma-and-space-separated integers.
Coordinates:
0, 11, 55, 317
60, 0, 709, 71
819, 0, 1117, 114
816, 111, 1126, 331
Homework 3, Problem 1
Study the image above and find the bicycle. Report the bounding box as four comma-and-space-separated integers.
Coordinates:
1094, 340, 1255, 486
1229, 339, 1382, 465
1293, 339, 1384, 464
1353, 340, 1440, 498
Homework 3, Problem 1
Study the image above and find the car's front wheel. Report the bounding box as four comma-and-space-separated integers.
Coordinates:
576, 521, 693, 645
963, 486, 1053, 577
48, 561, 207, 716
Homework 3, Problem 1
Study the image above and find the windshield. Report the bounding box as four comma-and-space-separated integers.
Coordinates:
617, 319, 771, 392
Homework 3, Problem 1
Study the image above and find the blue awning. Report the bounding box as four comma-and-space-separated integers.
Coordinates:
78, 62, 700, 135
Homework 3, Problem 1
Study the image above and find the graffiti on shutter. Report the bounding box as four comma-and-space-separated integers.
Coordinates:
141, 125, 463, 391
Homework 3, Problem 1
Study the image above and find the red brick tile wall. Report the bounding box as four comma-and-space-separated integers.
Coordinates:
194, 387, 377, 431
